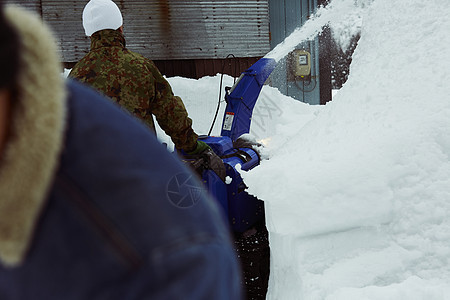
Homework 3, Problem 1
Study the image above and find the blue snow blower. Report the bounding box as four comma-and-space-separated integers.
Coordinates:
195, 58, 277, 233
180, 57, 277, 299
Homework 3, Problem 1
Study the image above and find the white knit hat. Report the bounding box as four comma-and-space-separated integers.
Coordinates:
82, 0, 123, 36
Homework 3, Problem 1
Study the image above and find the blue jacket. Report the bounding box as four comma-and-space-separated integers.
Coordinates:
0, 79, 243, 298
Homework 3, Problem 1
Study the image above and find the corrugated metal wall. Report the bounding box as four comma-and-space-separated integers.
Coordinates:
5, 0, 270, 63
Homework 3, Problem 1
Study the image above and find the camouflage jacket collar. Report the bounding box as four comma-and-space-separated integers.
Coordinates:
90, 29, 126, 50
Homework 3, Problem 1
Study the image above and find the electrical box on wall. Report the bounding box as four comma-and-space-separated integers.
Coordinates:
287, 49, 311, 81
294, 49, 311, 79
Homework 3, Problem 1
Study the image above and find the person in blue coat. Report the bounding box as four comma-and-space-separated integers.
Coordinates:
0, 5, 243, 299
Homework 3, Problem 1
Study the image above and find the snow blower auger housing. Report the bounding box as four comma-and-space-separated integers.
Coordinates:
198, 58, 277, 233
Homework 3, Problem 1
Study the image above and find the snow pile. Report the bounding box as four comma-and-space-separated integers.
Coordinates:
241, 0, 450, 299
161, 75, 320, 154
161, 75, 232, 143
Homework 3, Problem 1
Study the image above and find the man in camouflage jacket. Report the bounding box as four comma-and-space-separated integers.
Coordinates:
69, 28, 198, 152
70, 0, 226, 181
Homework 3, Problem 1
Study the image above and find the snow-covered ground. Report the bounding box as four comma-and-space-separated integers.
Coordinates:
159, 0, 450, 298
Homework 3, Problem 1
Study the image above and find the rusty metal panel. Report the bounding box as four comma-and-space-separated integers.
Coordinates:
4, 0, 270, 63
120, 1, 271, 61
41, 1, 90, 63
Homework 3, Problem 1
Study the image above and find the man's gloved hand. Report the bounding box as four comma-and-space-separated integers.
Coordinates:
185, 140, 226, 181
186, 140, 211, 156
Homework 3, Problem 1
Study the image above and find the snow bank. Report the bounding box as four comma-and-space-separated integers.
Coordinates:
241, 0, 450, 298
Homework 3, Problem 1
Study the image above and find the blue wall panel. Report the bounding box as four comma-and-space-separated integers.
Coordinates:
269, 0, 321, 105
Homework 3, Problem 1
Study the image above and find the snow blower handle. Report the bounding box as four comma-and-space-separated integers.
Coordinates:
201, 148, 226, 181
182, 148, 226, 182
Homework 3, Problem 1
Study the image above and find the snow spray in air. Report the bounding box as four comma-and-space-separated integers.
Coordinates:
265, 0, 372, 62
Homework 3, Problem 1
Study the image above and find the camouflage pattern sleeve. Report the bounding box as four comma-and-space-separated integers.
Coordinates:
147, 60, 198, 152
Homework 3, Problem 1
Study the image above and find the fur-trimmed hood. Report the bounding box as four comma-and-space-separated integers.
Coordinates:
0, 6, 66, 267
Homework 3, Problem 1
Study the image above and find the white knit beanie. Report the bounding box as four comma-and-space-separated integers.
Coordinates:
82, 0, 123, 36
